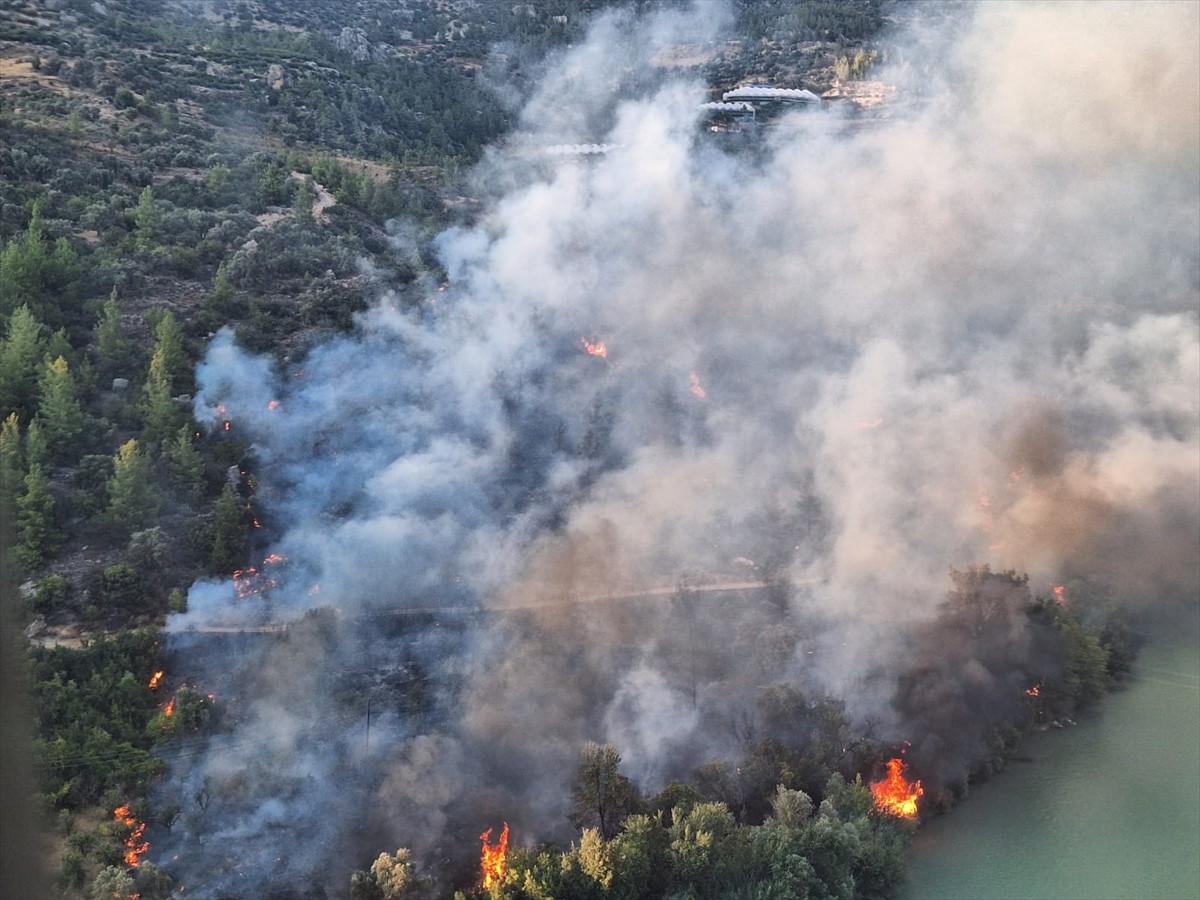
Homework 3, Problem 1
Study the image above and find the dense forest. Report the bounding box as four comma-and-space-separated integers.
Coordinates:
1, 1, 1180, 899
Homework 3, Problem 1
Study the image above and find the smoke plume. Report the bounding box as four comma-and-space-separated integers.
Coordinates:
155, 2, 1199, 894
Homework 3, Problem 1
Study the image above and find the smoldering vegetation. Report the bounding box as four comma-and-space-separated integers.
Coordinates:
151, 1, 1199, 895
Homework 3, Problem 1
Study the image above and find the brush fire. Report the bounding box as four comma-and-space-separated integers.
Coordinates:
154, 1, 1197, 896
480, 823, 509, 889
114, 804, 150, 867
870, 758, 923, 819
580, 337, 607, 358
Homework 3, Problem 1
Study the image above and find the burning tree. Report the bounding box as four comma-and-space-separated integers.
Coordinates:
480, 823, 509, 889
870, 758, 923, 819
113, 803, 149, 866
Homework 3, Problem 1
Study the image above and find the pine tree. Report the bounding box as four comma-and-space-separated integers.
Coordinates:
256, 163, 289, 207
94, 289, 133, 377
210, 480, 247, 573
0, 204, 49, 318
36, 356, 84, 461
0, 412, 22, 520
167, 424, 205, 503
43, 328, 73, 369
16, 462, 57, 568
0, 305, 45, 420
133, 185, 161, 248
149, 312, 187, 395
107, 439, 158, 533
294, 176, 316, 222
208, 262, 234, 308
24, 417, 47, 471
141, 345, 181, 448
0, 202, 77, 323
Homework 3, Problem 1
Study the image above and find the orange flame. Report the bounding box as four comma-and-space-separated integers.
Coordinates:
855, 418, 884, 430
148, 671, 164, 690
114, 804, 149, 867
234, 553, 287, 598
1025, 682, 1042, 697
1053, 585, 1065, 605
267, 400, 280, 411
480, 822, 509, 889
689, 372, 706, 399
163, 696, 176, 717
232, 567, 257, 599
870, 758, 923, 819
581, 337, 607, 358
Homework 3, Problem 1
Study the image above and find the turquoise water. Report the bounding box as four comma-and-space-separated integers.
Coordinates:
901, 636, 1200, 900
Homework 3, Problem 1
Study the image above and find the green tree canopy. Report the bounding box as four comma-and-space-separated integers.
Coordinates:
16, 462, 58, 568
35, 355, 85, 461
570, 742, 642, 841
149, 311, 188, 395
107, 439, 159, 533
134, 185, 161, 248
167, 423, 205, 503
94, 289, 134, 378
141, 343, 182, 447
24, 417, 47, 471
91, 865, 137, 900
0, 201, 78, 325
0, 305, 45, 420
209, 480, 247, 573
0, 411, 22, 515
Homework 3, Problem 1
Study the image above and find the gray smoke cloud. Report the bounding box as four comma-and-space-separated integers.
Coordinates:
156, 1, 1199, 894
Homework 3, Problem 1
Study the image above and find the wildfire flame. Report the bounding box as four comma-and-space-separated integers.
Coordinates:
1025, 682, 1042, 697
870, 758, 923, 819
232, 567, 258, 598
233, 553, 287, 599
855, 418, 884, 430
480, 822, 509, 889
581, 337, 607, 358
1053, 585, 1066, 605
113, 804, 149, 867
163, 696, 176, 717
148, 670, 164, 690
689, 371, 706, 399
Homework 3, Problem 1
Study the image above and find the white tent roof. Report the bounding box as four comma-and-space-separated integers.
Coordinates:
721, 86, 820, 104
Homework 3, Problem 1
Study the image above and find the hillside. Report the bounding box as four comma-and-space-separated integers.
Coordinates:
2, 3, 912, 897
16, 2, 1186, 900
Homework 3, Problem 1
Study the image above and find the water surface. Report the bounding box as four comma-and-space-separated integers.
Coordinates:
901, 636, 1200, 900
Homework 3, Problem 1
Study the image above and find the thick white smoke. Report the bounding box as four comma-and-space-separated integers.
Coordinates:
162, 1, 1199, 894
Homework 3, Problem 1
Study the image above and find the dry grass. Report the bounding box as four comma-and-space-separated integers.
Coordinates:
0, 56, 73, 95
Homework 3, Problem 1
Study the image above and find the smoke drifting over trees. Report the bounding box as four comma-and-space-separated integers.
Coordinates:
157, 1, 1199, 894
